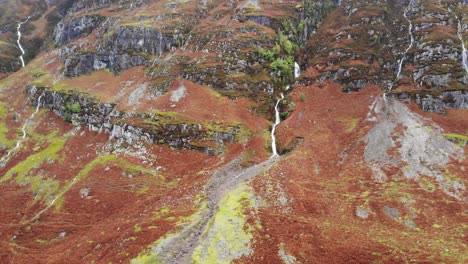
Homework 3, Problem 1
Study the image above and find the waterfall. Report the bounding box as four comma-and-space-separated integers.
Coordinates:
16, 16, 31, 68
271, 93, 284, 157
294, 62, 301, 79
0, 95, 43, 167
456, 15, 468, 75
395, 1, 415, 82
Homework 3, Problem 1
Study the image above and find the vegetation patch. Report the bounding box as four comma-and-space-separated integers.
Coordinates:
258, 31, 297, 87
131, 201, 208, 263
65, 103, 81, 114
443, 133, 468, 146
53, 155, 117, 209
1, 133, 68, 205
191, 184, 254, 263
0, 102, 13, 148
337, 117, 359, 133
1, 135, 68, 184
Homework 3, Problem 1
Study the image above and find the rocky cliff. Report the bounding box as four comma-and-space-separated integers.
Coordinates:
0, 0, 467, 263
301, 0, 467, 112
26, 85, 241, 155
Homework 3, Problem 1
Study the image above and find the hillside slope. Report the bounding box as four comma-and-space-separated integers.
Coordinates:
0, 0, 467, 263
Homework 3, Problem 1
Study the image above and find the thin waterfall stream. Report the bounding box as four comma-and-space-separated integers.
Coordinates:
16, 16, 30, 68
0, 95, 43, 167
395, 0, 415, 81
456, 14, 468, 75
385, 0, 415, 100
272, 61, 299, 156
271, 93, 284, 157
294, 62, 301, 79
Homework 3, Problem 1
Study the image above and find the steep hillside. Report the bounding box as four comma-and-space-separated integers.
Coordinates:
0, 0, 467, 263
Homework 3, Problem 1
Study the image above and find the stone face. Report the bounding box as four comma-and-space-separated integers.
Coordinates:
299, 0, 468, 113
106, 26, 176, 55
59, 25, 180, 76
63, 52, 147, 77
244, 16, 272, 27
301, 0, 403, 90
393, 90, 468, 113
70, 0, 147, 12
364, 98, 464, 199
53, 15, 104, 45
25, 86, 238, 153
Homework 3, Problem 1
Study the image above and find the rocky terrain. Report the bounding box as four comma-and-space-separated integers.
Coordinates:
0, 0, 466, 263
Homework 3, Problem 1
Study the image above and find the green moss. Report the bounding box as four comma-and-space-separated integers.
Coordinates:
419, 177, 436, 192
259, 49, 276, 61
0, 103, 12, 147
191, 184, 254, 263
117, 19, 160, 29
131, 254, 161, 264
443, 133, 468, 146
299, 93, 305, 102
0, 102, 7, 117
152, 207, 171, 220
114, 158, 163, 180
0, 78, 14, 91
1, 136, 68, 183
65, 103, 81, 113
132, 201, 208, 264
53, 155, 117, 209
381, 181, 413, 201
134, 224, 142, 233
137, 186, 150, 194
30, 70, 54, 87
337, 117, 359, 133
16, 173, 61, 204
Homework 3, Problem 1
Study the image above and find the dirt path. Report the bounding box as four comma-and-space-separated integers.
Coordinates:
151, 156, 278, 263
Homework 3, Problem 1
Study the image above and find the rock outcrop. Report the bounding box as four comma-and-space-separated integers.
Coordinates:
301, 0, 468, 112
393, 89, 468, 113
63, 51, 147, 77
59, 23, 183, 76
53, 15, 104, 45
26, 86, 239, 154
106, 26, 177, 55
70, 0, 147, 12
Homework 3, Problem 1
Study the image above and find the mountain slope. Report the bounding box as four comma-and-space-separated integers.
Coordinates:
0, 0, 467, 263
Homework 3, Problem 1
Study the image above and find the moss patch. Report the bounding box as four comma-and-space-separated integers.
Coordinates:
0, 102, 12, 147
53, 155, 117, 209
443, 133, 468, 146
1, 135, 68, 184
131, 200, 208, 264
191, 184, 254, 263
337, 117, 359, 133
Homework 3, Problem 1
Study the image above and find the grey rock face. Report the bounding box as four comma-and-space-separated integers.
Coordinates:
106, 26, 176, 55
393, 90, 468, 114
303, 0, 468, 97
297, 0, 338, 43
70, 0, 146, 12
63, 52, 147, 77
364, 98, 464, 199
53, 15, 104, 45
25, 86, 238, 154
244, 16, 272, 27
60, 24, 180, 77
